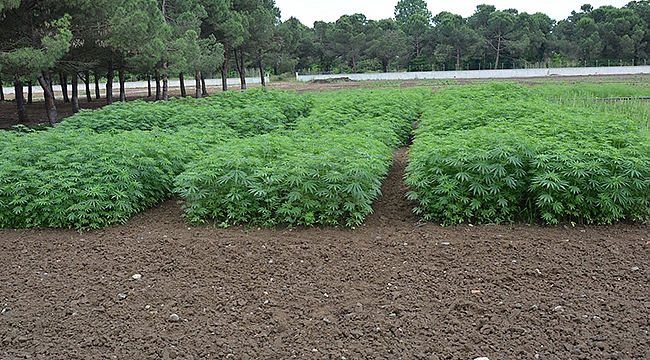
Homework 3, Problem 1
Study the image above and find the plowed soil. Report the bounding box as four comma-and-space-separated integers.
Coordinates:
1, 80, 650, 359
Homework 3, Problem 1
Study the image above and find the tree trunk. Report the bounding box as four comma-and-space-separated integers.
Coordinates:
94, 70, 101, 99
59, 72, 70, 102
155, 70, 161, 100
352, 55, 357, 73
27, 81, 33, 104
106, 58, 114, 105
494, 36, 502, 70
38, 71, 59, 127
221, 49, 229, 91
14, 80, 28, 124
162, 61, 169, 100
258, 52, 266, 87
119, 68, 126, 102
0, 76, 4, 101
84, 70, 92, 102
201, 72, 207, 96
234, 48, 246, 90
147, 75, 152, 97
48, 75, 56, 101
71, 73, 80, 113
179, 72, 186, 97
456, 47, 461, 71
195, 70, 201, 98
162, 73, 169, 101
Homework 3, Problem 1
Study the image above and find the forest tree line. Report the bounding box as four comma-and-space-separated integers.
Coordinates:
2, 0, 650, 125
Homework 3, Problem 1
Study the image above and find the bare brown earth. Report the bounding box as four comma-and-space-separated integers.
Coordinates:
1, 78, 650, 359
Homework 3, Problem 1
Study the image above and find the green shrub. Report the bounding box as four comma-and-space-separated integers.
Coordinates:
407, 129, 533, 224
306, 88, 425, 146
175, 88, 423, 227
0, 124, 236, 229
176, 132, 392, 227
407, 82, 650, 225
57, 88, 312, 134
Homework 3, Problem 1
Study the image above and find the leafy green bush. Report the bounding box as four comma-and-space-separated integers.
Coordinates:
224, 105, 290, 136
305, 88, 426, 146
407, 129, 533, 224
532, 81, 650, 100
5, 82, 649, 229
407, 82, 650, 225
176, 132, 392, 227
0, 124, 236, 229
57, 88, 312, 135
528, 141, 650, 225
2, 87, 420, 229
175, 88, 423, 227
57, 100, 183, 132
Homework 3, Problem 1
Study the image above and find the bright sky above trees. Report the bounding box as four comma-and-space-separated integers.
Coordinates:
275, 0, 631, 26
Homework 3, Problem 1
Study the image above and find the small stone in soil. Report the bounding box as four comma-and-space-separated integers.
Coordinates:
553, 306, 564, 312
375, 236, 382, 242
169, 314, 180, 322
132, 274, 142, 280
631, 267, 640, 271
118, 293, 127, 300
441, 242, 451, 246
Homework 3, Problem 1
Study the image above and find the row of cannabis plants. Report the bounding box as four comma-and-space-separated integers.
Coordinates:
0, 89, 310, 229
406, 82, 650, 225
0, 88, 423, 229
176, 88, 426, 227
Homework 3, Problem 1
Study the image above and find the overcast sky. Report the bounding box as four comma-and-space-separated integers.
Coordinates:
274, 0, 632, 26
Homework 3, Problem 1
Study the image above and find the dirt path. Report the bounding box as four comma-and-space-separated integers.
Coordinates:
1, 146, 649, 359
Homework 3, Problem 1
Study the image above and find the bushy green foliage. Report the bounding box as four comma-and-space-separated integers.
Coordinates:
407, 82, 650, 225
0, 114, 237, 229
57, 100, 184, 132
176, 133, 392, 227
527, 80, 650, 132
175, 88, 422, 227
408, 130, 533, 224
532, 81, 650, 100
1, 87, 421, 229
307, 88, 426, 146
1, 130, 170, 228
57, 88, 312, 135
8, 82, 647, 230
